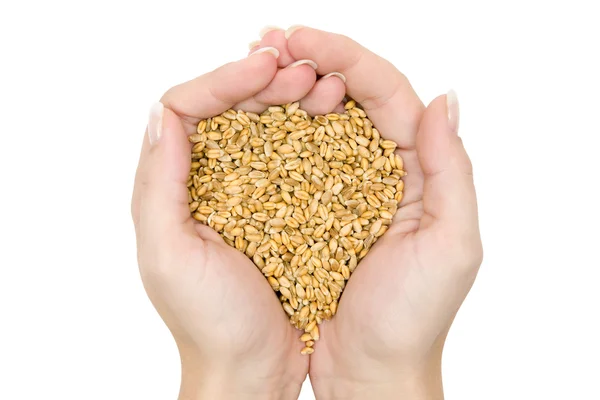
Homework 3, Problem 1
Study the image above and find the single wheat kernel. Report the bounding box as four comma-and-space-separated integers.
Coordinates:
300, 333, 313, 342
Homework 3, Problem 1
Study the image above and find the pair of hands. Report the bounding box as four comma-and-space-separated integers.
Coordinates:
132, 26, 482, 400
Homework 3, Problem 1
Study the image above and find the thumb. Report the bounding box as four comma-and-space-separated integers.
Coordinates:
138, 102, 194, 244
417, 91, 479, 237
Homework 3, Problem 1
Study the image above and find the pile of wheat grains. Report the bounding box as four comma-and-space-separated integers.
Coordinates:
187, 100, 405, 355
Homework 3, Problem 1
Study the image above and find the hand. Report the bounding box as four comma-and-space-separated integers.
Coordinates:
131, 49, 338, 399
261, 27, 483, 399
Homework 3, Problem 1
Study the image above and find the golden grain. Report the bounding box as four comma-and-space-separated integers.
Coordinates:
187, 101, 405, 355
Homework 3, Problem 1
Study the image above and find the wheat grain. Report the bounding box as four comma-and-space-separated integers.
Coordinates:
187, 100, 405, 354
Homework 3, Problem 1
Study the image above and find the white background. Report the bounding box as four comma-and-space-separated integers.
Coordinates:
1, 0, 599, 399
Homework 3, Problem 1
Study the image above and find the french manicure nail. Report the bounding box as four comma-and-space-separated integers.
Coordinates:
285, 25, 305, 39
248, 40, 261, 50
322, 72, 346, 83
259, 25, 283, 38
446, 89, 460, 134
288, 59, 318, 70
249, 46, 280, 59
148, 102, 164, 146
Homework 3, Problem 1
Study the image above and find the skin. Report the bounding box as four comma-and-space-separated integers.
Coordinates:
132, 27, 482, 400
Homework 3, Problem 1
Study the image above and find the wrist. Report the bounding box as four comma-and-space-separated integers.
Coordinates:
178, 350, 303, 400
179, 372, 301, 400
311, 355, 443, 400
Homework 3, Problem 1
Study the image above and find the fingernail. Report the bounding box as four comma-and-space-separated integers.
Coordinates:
148, 102, 164, 146
259, 25, 283, 38
446, 89, 460, 134
288, 59, 318, 70
285, 25, 305, 40
248, 40, 261, 50
249, 46, 280, 59
322, 72, 346, 83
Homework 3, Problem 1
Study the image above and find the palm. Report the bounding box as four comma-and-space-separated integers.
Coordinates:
181, 229, 308, 366
312, 230, 457, 360
322, 237, 422, 348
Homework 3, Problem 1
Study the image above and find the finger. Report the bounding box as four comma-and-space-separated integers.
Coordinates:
416, 91, 479, 236
257, 26, 296, 66
137, 104, 194, 246
234, 61, 317, 112
160, 49, 279, 132
299, 73, 346, 115
286, 26, 424, 149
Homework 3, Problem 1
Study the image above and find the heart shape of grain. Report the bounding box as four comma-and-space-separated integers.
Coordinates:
187, 100, 405, 354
